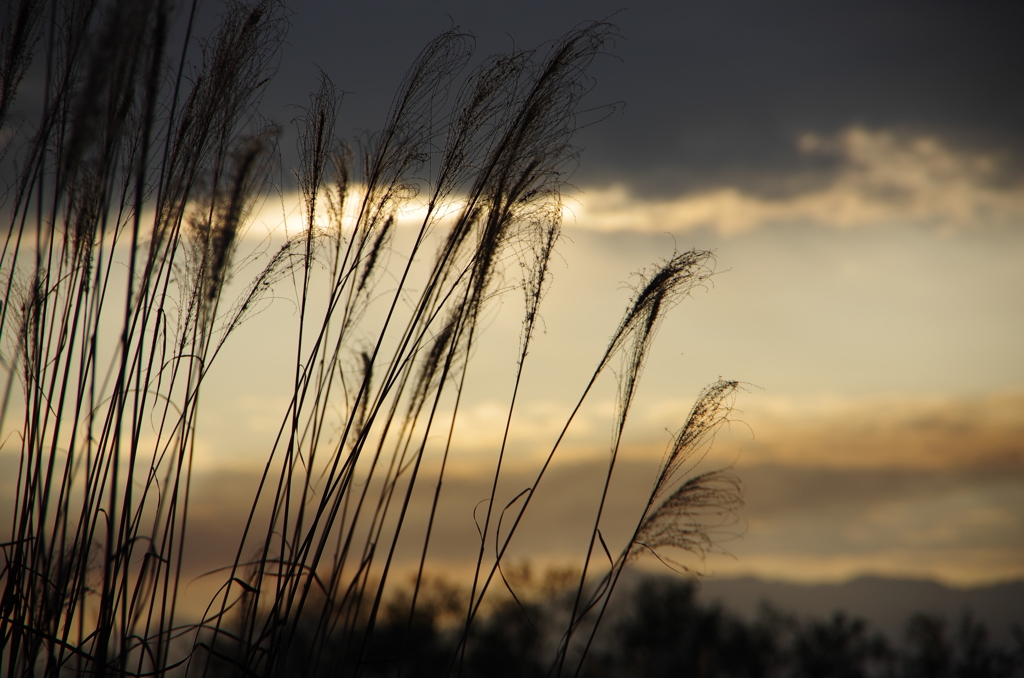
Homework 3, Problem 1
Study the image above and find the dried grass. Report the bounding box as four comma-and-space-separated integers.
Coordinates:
0, 3, 742, 676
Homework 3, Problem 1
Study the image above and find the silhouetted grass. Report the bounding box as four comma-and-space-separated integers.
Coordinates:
0, 2, 743, 676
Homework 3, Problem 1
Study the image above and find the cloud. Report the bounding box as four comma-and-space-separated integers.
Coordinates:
567, 127, 1024, 234
420, 389, 1024, 474
738, 463, 1024, 525
230, 128, 1024, 241
124, 458, 1024, 588
254, 2, 1024, 202
5, 410, 1021, 605
721, 390, 1024, 471
716, 463, 1024, 586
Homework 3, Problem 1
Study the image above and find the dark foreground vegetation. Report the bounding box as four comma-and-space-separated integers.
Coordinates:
2, 0, 744, 676
199, 571, 1023, 678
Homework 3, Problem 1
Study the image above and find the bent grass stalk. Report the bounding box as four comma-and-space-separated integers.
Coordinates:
0, 3, 743, 676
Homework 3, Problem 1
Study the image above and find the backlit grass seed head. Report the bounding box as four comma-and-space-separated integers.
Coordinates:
355, 214, 393, 296
14, 272, 45, 384
324, 145, 352, 238
222, 233, 312, 339
632, 469, 743, 566
60, 0, 156, 183
604, 249, 716, 369
654, 379, 740, 501
296, 73, 341, 228
0, 0, 46, 129
185, 128, 276, 324
67, 164, 102, 262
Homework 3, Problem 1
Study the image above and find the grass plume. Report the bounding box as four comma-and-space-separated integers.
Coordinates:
0, 4, 744, 677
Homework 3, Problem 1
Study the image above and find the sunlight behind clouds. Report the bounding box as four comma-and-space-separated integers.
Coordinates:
241, 125, 1024, 242
565, 126, 1024, 234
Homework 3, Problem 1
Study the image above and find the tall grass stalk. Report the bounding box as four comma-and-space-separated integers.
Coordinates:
0, 2, 743, 676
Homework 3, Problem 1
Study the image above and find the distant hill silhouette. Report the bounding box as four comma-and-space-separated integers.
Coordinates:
696, 576, 1024, 647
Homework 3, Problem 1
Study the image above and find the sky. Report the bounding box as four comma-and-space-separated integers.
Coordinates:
180, 221, 1024, 587
251, 1, 1024, 585
2, 0, 1022, 593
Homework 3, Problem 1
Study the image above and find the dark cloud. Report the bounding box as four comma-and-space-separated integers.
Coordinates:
265, 1, 1024, 198
574, 2, 1024, 197
5, 2, 1019, 201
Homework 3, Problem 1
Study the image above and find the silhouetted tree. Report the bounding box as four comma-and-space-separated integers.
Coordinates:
791, 613, 893, 678
591, 578, 780, 678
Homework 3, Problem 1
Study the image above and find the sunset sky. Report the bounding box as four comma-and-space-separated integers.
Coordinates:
174, 1, 1024, 586
3, 1, 1022, 593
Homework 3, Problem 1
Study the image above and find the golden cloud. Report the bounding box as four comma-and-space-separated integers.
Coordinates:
433, 389, 1024, 474
715, 390, 1024, 471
